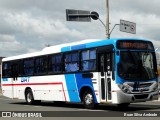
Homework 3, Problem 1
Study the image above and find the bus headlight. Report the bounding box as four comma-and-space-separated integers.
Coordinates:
118, 84, 131, 94
152, 83, 158, 92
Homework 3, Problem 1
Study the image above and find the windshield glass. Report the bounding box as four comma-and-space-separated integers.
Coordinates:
118, 51, 157, 80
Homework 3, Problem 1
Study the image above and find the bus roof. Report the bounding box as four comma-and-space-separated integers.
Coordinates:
2, 38, 150, 61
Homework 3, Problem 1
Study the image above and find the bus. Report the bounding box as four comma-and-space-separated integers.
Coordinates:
1, 38, 159, 109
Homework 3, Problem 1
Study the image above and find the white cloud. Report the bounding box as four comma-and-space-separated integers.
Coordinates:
0, 34, 16, 42
0, 12, 88, 54
0, 35, 26, 57
1, 0, 160, 57
4, 12, 85, 38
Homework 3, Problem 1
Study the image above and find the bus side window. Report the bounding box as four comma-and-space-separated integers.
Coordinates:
2, 62, 11, 78
35, 56, 47, 74
48, 54, 63, 73
11, 63, 19, 78
81, 49, 96, 71
23, 59, 34, 75
65, 52, 79, 72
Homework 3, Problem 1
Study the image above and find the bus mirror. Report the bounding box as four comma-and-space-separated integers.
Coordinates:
116, 51, 120, 56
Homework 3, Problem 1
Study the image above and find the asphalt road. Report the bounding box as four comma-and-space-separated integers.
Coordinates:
0, 95, 160, 120
0, 95, 160, 110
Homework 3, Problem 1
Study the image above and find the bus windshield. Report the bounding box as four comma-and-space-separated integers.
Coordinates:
118, 51, 157, 80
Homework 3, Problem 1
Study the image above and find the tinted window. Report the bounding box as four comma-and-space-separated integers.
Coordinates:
35, 56, 47, 74
118, 51, 157, 80
48, 54, 62, 73
2, 62, 11, 77
65, 52, 79, 72
81, 49, 96, 71
23, 59, 34, 75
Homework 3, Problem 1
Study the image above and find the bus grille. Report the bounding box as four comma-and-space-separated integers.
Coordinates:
134, 94, 148, 99
126, 82, 153, 93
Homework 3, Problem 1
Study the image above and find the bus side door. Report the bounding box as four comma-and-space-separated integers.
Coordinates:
97, 45, 114, 102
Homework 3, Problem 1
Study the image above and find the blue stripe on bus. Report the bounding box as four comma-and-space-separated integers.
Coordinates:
86, 40, 110, 48
61, 46, 71, 52
64, 74, 80, 102
71, 44, 86, 50
61, 46, 80, 102
75, 73, 98, 103
2, 78, 8, 81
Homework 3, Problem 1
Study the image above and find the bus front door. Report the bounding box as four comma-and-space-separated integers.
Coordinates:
99, 53, 112, 102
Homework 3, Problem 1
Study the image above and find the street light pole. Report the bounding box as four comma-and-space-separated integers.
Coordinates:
106, 0, 110, 39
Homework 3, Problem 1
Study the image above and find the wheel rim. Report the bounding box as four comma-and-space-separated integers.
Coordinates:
85, 93, 93, 105
27, 93, 32, 103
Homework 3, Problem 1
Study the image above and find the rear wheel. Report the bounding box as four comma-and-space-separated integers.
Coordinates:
83, 91, 95, 109
25, 89, 35, 105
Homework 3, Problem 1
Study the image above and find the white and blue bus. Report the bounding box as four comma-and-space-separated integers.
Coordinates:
1, 38, 159, 109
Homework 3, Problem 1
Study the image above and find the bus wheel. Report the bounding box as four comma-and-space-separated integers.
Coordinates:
83, 91, 95, 109
25, 89, 35, 105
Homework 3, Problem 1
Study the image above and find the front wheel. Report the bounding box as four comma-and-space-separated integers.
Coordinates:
83, 91, 95, 109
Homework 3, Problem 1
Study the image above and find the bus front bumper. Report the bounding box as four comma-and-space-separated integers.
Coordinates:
113, 90, 159, 104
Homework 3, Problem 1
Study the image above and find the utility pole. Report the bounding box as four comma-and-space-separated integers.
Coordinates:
106, 0, 110, 39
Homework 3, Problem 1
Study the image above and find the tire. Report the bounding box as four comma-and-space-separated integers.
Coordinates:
25, 89, 35, 105
117, 103, 130, 107
83, 91, 95, 109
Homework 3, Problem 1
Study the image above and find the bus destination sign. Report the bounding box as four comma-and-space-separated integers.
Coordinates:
117, 40, 154, 50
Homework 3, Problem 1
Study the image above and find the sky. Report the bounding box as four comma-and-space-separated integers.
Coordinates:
1, 0, 160, 57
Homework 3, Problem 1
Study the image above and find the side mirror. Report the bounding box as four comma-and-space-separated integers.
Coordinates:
116, 51, 120, 56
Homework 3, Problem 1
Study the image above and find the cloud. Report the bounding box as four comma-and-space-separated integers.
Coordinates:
0, 11, 89, 56
110, 0, 160, 16
0, 35, 27, 57
0, 34, 16, 42
1, 0, 160, 57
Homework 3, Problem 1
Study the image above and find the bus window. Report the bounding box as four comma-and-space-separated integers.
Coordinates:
118, 51, 156, 80
48, 54, 62, 73
23, 59, 34, 75
35, 56, 47, 74
81, 49, 96, 71
65, 52, 79, 72
2, 62, 11, 77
